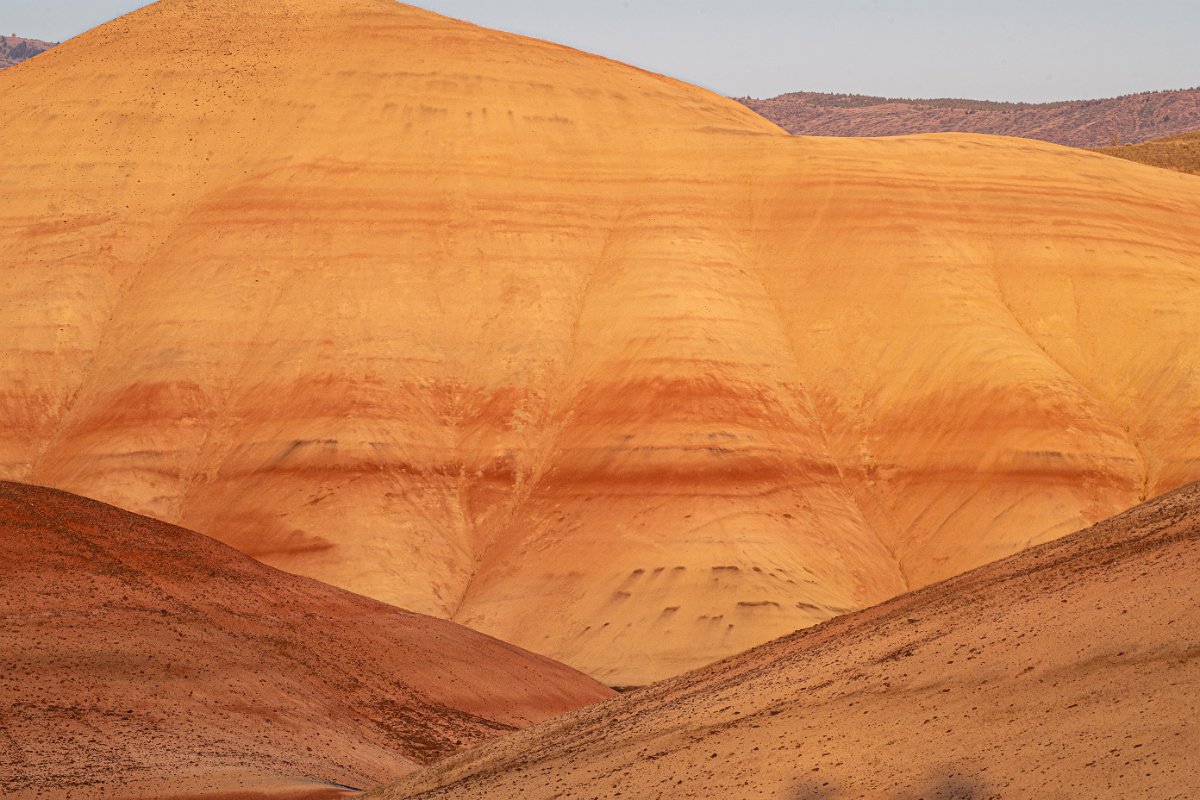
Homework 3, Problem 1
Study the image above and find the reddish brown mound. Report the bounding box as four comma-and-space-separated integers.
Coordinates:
741, 87, 1200, 147
0, 35, 55, 69
0, 482, 613, 800
372, 483, 1200, 799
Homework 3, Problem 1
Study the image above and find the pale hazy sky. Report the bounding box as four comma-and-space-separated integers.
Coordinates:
4, 0, 1198, 102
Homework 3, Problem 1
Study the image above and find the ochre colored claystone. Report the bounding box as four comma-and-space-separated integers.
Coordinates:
3, 0, 1200, 684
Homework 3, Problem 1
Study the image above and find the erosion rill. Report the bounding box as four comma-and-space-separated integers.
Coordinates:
3, 0, 1200, 687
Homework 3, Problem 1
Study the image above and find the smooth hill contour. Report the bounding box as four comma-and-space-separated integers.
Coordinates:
0, 481, 612, 800
371, 482, 1200, 800
3, 0, 1200, 685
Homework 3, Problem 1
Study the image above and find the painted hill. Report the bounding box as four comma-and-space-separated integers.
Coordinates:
1095, 129, 1200, 176
740, 87, 1200, 147
0, 481, 612, 800
0, 35, 55, 68
3, 0, 1200, 687
371, 482, 1200, 800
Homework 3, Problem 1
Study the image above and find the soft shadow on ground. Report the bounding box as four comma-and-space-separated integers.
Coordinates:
791, 768, 989, 799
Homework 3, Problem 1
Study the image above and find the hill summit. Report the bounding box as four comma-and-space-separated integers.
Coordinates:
2, 0, 1200, 685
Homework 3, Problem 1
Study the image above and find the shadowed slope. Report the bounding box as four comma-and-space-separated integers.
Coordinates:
0, 482, 613, 799
3, 0, 1200, 685
372, 482, 1200, 799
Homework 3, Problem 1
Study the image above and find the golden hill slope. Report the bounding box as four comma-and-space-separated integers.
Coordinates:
3, 0, 1200, 685
371, 482, 1200, 800
0, 481, 611, 799
1095, 129, 1200, 175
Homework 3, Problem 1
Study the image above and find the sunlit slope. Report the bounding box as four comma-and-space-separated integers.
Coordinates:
3, 0, 1200, 684
371, 482, 1200, 800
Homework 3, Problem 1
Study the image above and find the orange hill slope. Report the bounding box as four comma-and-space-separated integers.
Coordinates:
0, 482, 612, 800
3, 0, 1200, 686
372, 482, 1200, 800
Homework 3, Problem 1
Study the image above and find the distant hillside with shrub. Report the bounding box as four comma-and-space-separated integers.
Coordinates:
1, 35, 56, 69
741, 87, 1200, 148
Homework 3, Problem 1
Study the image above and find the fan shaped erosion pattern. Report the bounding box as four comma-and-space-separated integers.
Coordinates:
3, 0, 1200, 685
366, 482, 1200, 800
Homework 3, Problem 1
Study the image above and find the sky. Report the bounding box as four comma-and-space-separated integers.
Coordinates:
4, 0, 1199, 102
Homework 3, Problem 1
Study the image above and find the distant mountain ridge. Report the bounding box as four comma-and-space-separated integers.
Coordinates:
741, 86, 1200, 147
0, 35, 55, 68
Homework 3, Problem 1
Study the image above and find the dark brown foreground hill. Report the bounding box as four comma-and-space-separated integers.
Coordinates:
372, 482, 1200, 799
741, 87, 1200, 147
0, 482, 613, 800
